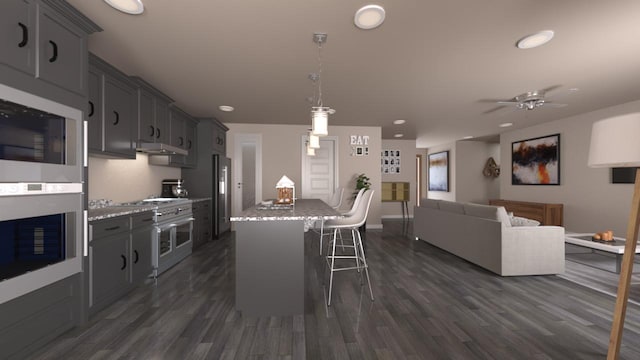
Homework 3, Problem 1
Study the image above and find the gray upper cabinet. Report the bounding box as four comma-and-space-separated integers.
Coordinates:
131, 77, 174, 147
87, 66, 102, 152
0, 0, 100, 110
212, 119, 228, 155
184, 118, 198, 168
0, 0, 36, 76
169, 106, 187, 149
104, 75, 135, 157
37, 2, 85, 95
88, 53, 136, 159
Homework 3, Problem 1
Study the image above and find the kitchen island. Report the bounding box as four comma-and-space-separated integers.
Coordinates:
230, 199, 342, 316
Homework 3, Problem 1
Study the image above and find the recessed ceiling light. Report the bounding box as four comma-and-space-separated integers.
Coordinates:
394, 133, 403, 138
516, 30, 554, 49
218, 105, 234, 112
463, 136, 474, 139
104, 0, 144, 15
499, 122, 513, 128
393, 119, 406, 125
354, 5, 386, 30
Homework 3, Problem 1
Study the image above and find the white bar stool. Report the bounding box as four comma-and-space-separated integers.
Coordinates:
323, 189, 375, 306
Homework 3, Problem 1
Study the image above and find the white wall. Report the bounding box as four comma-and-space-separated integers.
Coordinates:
500, 99, 640, 235
380, 140, 423, 218
88, 153, 181, 203
226, 124, 383, 228
427, 142, 456, 201
455, 141, 501, 204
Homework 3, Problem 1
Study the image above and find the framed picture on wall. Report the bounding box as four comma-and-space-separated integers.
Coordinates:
512, 133, 560, 185
428, 151, 449, 191
381, 149, 401, 174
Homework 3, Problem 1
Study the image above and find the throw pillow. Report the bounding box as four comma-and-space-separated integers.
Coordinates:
510, 215, 541, 227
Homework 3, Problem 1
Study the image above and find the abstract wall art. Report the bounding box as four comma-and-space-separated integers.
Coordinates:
512, 134, 560, 185
428, 151, 449, 191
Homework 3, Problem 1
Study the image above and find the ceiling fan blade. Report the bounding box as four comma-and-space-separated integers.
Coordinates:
542, 102, 567, 108
496, 101, 518, 105
540, 84, 563, 94
482, 105, 508, 114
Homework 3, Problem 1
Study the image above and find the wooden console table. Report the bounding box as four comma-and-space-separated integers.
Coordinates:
489, 199, 563, 226
382, 182, 410, 220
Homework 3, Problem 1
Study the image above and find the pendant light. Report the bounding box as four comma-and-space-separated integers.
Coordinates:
309, 131, 320, 149
310, 33, 334, 136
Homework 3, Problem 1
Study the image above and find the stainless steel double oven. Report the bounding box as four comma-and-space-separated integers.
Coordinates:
0, 83, 84, 305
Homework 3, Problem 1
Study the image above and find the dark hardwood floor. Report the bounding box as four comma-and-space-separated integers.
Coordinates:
30, 220, 640, 359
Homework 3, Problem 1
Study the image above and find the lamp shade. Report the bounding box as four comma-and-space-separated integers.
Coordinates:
309, 132, 320, 149
311, 108, 329, 136
588, 113, 640, 168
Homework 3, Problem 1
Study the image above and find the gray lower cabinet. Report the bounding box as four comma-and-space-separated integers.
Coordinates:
89, 216, 129, 313
0, 0, 100, 110
192, 200, 212, 249
131, 213, 153, 284
88, 53, 136, 159
89, 212, 153, 315
0, 274, 81, 360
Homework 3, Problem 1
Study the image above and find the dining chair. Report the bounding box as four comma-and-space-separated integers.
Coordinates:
323, 189, 375, 306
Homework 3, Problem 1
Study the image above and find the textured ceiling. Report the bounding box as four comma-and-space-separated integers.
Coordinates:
66, 0, 640, 147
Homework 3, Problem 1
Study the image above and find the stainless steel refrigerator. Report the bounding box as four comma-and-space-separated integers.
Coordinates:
213, 155, 231, 237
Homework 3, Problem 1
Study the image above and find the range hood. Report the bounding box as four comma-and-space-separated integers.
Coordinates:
136, 143, 188, 156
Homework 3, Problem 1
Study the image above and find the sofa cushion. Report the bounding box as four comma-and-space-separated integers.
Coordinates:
510, 215, 541, 227
438, 200, 465, 214
463, 203, 512, 227
421, 198, 440, 209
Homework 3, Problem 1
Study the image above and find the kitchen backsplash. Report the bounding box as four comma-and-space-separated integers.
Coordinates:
88, 153, 181, 203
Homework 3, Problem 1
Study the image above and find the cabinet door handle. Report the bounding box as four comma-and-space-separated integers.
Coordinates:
104, 226, 120, 231
179, 137, 184, 146
18, 23, 28, 48
113, 111, 119, 125
134, 250, 139, 264
187, 140, 192, 149
156, 128, 161, 139
120, 254, 127, 270
149, 125, 155, 137
88, 101, 95, 117
48, 40, 58, 63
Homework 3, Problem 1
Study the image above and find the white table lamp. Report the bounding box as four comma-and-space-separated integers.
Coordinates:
588, 113, 640, 360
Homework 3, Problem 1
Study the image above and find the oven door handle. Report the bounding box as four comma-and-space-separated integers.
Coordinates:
168, 218, 195, 227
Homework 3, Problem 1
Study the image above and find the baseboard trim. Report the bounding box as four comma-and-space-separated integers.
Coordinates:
367, 223, 383, 230
381, 215, 414, 220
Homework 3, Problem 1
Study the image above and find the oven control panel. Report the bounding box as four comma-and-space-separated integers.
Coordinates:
0, 182, 83, 196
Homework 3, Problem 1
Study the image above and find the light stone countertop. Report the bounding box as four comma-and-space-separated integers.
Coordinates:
88, 205, 155, 222
230, 199, 342, 222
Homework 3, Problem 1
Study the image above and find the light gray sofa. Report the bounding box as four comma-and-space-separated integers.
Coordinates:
414, 199, 565, 276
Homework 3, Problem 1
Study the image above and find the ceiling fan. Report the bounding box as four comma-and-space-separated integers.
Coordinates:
482, 85, 576, 114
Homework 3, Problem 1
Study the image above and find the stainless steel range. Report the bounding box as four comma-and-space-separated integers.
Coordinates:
124, 198, 193, 277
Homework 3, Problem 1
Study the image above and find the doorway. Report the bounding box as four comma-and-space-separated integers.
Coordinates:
233, 134, 262, 215
301, 136, 338, 201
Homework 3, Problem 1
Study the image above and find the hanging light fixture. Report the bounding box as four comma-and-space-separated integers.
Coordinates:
306, 141, 316, 156
309, 131, 320, 149
310, 33, 334, 136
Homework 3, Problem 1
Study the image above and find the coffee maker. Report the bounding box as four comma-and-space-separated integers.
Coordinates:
161, 179, 189, 198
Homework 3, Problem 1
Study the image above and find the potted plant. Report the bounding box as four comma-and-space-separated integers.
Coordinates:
354, 173, 371, 198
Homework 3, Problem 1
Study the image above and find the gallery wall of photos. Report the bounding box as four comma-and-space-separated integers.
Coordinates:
381, 149, 401, 174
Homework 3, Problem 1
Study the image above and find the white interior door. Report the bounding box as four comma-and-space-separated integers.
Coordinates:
233, 134, 262, 215
301, 136, 337, 201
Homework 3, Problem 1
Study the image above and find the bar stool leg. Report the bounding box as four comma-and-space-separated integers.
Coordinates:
351, 228, 362, 276
327, 228, 338, 306
356, 230, 374, 301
